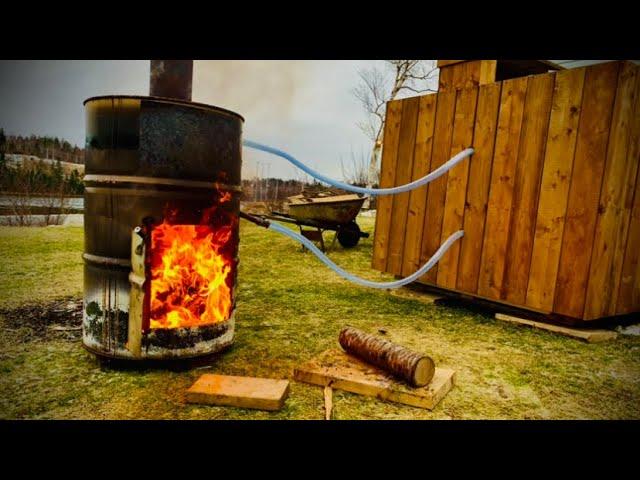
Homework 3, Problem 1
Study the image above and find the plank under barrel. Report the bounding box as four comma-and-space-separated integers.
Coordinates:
338, 327, 435, 387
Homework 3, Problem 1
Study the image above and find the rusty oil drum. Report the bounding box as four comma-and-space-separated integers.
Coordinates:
82, 95, 243, 360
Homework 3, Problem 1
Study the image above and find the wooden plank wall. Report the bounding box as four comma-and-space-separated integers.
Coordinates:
438, 60, 497, 92
373, 61, 640, 321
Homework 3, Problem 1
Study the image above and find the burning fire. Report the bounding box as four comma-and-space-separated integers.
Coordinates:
149, 201, 236, 329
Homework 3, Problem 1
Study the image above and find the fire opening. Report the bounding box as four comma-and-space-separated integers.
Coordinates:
148, 198, 237, 330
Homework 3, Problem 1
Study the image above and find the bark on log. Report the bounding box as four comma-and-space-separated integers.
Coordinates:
338, 327, 435, 387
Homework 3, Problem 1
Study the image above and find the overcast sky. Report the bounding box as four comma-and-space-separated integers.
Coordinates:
0, 60, 437, 180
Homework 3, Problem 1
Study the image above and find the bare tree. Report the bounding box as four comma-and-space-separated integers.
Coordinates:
352, 60, 438, 208
341, 148, 372, 187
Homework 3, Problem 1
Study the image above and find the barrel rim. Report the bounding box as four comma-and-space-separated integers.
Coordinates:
83, 95, 245, 122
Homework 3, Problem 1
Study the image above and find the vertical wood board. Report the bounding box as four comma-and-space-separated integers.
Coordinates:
372, 100, 403, 272
437, 87, 479, 288
526, 68, 586, 310
457, 82, 502, 293
402, 94, 438, 276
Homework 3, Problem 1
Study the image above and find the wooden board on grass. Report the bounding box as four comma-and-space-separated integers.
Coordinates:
293, 349, 456, 410
494, 313, 617, 343
186, 374, 290, 411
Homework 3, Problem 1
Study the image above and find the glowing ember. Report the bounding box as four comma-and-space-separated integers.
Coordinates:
149, 210, 235, 329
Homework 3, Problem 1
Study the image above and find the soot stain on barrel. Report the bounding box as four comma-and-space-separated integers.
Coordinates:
139, 101, 241, 182
84, 302, 129, 346
145, 322, 230, 349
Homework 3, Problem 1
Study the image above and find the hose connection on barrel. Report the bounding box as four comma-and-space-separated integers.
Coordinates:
243, 139, 474, 196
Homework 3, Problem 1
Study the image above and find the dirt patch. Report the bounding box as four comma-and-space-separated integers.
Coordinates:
0, 297, 83, 342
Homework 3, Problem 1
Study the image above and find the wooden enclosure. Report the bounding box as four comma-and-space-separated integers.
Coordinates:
372, 60, 640, 323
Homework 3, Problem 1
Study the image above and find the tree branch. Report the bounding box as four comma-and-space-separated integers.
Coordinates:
352, 60, 438, 190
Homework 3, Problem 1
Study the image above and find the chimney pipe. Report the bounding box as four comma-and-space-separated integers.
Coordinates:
149, 60, 193, 101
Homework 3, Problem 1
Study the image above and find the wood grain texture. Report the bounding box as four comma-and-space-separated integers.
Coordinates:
585, 63, 639, 320
616, 70, 640, 313
401, 94, 437, 276
479, 60, 497, 85
437, 66, 455, 93
437, 87, 479, 288
526, 68, 586, 310
373, 61, 639, 322
185, 374, 290, 411
419, 91, 457, 284
609, 67, 640, 316
456, 82, 501, 293
372, 99, 403, 272
386, 96, 421, 275
437, 60, 466, 68
502, 72, 555, 304
554, 62, 620, 318
477, 77, 529, 300
617, 161, 640, 313
438, 61, 482, 92
294, 349, 456, 410
323, 386, 333, 420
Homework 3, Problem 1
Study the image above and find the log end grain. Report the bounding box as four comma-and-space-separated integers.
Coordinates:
414, 356, 436, 387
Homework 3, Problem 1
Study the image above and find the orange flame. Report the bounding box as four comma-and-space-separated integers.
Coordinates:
149, 204, 235, 329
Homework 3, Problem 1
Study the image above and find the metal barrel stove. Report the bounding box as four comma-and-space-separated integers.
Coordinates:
82, 93, 244, 360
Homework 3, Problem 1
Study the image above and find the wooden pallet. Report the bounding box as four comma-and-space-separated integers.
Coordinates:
495, 313, 618, 343
294, 349, 455, 410
405, 281, 634, 330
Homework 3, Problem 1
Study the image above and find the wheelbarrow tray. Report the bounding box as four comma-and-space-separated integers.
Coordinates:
287, 194, 365, 224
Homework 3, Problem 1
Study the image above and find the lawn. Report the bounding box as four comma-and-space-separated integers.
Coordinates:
1, 216, 639, 419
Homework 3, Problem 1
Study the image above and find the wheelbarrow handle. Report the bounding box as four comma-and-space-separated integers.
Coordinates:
239, 210, 271, 229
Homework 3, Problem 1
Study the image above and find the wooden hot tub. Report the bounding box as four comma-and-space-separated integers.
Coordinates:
372, 60, 640, 324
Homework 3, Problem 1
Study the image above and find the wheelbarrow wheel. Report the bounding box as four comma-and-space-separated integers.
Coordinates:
337, 221, 361, 248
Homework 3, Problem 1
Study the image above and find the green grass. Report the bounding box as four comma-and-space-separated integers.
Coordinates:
1, 217, 639, 419
0, 225, 83, 308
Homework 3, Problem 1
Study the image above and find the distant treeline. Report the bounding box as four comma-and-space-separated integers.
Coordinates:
242, 178, 310, 202
2, 131, 84, 164
0, 129, 84, 195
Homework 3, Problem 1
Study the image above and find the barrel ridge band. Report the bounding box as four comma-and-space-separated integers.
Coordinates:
83, 175, 242, 192
82, 253, 131, 268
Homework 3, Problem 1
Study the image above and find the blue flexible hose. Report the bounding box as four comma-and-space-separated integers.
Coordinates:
242, 139, 469, 288
243, 139, 474, 196
268, 221, 464, 289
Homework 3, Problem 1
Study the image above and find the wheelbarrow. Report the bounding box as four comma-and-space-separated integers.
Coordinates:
261, 194, 369, 252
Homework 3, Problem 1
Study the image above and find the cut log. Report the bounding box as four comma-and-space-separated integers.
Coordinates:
294, 349, 455, 410
338, 327, 435, 387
